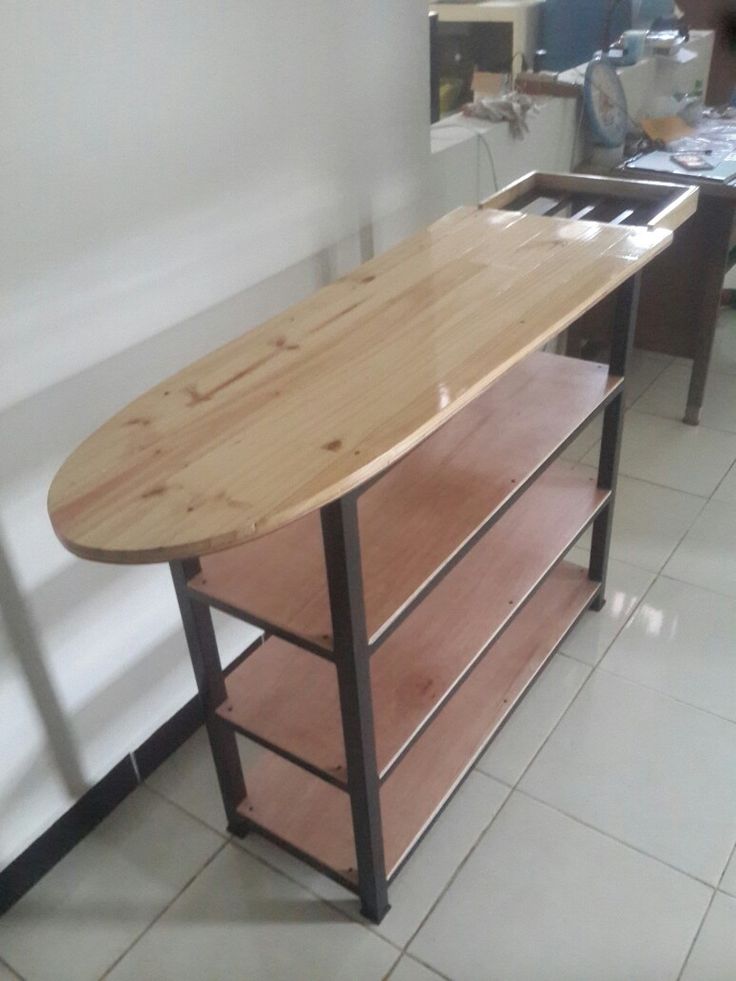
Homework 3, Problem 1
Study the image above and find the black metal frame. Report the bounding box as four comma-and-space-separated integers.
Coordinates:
320, 493, 389, 921
364, 380, 622, 653
167, 276, 640, 925
589, 273, 641, 610
170, 558, 248, 837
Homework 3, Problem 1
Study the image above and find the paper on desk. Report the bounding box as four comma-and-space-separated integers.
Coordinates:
640, 115, 695, 142
674, 47, 697, 64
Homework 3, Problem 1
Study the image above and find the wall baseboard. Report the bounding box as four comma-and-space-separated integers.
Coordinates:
0, 693, 203, 916
133, 695, 204, 782
0, 756, 138, 916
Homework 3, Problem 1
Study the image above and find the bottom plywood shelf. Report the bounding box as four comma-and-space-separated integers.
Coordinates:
235, 560, 599, 889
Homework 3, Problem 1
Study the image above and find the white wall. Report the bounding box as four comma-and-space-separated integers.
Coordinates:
0, 0, 431, 870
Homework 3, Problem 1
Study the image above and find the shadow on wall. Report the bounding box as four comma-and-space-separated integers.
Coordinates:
0, 224, 386, 867
0, 609, 192, 830
0, 533, 86, 800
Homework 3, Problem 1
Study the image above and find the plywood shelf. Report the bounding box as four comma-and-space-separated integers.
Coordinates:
234, 560, 598, 887
217, 463, 607, 786
190, 352, 619, 652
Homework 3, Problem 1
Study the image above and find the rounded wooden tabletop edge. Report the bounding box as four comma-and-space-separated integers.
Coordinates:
46, 378, 495, 565
47, 215, 673, 566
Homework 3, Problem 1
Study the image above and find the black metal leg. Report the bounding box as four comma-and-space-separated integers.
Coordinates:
589, 273, 641, 611
170, 558, 248, 836
321, 495, 389, 924
684, 198, 734, 426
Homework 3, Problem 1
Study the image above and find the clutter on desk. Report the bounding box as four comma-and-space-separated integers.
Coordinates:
625, 118, 736, 183
639, 115, 695, 143
462, 90, 538, 139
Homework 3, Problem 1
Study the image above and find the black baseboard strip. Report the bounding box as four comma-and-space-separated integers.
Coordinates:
0, 634, 266, 916
133, 694, 203, 782
0, 756, 138, 916
0, 692, 206, 916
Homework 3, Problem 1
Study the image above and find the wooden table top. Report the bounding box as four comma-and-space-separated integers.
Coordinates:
48, 207, 671, 564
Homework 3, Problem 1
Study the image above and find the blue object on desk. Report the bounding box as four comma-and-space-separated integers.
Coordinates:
541, 0, 631, 71
632, 0, 675, 29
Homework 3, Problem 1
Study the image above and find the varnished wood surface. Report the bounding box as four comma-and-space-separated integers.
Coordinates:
218, 462, 607, 782
482, 171, 698, 232
48, 208, 669, 563
192, 352, 619, 647
237, 561, 598, 882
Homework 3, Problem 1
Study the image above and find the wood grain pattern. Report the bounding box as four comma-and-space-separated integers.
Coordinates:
218, 462, 607, 783
192, 352, 619, 647
481, 171, 698, 232
48, 208, 669, 563
236, 560, 598, 882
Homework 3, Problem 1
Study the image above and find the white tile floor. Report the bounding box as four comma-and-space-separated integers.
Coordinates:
2, 315, 736, 981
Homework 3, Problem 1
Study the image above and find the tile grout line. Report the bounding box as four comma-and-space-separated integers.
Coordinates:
675, 834, 736, 981
397, 780, 516, 968
554, 330, 736, 978
596, 656, 736, 730
501, 562, 736, 885
571, 459, 711, 505
385, 950, 452, 981
625, 405, 736, 438
557, 562, 661, 672
394, 953, 453, 981
234, 840, 407, 953
511, 565, 736, 884
381, 951, 405, 981
648, 482, 711, 571
502, 574, 666, 795
473, 564, 736, 883
0, 954, 25, 981
613, 463, 736, 499
718, 838, 736, 902
624, 352, 679, 414
141, 784, 400, 949
381, 954, 404, 981
141, 782, 231, 843
515, 785, 717, 892
97, 840, 230, 981
676, 892, 717, 981
658, 568, 736, 604
711, 459, 736, 501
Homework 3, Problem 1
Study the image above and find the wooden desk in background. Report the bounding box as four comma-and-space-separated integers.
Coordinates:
482, 171, 709, 421
618, 160, 736, 425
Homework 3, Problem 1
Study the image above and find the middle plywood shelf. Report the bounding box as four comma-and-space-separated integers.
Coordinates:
217, 462, 608, 788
